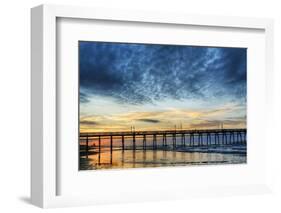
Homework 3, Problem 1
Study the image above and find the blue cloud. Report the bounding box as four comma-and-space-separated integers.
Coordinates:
79, 41, 246, 105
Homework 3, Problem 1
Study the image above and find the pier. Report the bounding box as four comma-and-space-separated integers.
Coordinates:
80, 128, 247, 159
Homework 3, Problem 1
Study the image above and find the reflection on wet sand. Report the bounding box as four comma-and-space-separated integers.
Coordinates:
80, 146, 246, 170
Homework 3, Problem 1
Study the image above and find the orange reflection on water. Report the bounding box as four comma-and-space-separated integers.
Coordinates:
80, 148, 246, 170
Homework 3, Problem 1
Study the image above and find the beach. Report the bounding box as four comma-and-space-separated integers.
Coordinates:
80, 143, 246, 170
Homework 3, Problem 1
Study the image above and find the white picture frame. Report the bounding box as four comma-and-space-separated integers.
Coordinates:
31, 4, 274, 208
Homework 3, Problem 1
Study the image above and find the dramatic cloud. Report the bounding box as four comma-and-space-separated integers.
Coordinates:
80, 120, 99, 126
137, 119, 160, 123
189, 119, 246, 129
80, 92, 90, 103
79, 42, 246, 105
79, 41, 247, 132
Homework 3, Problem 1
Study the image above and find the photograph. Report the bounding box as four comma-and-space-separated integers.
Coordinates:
79, 41, 247, 170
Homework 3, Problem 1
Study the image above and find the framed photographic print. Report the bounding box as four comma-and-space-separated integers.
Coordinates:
31, 4, 274, 208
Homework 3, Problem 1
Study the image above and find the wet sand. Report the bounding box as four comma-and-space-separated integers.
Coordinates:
80, 145, 246, 170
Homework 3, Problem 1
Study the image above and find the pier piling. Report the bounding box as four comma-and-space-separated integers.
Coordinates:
86, 135, 89, 158
122, 135, 125, 150
143, 134, 146, 150
153, 134, 157, 149
133, 133, 136, 150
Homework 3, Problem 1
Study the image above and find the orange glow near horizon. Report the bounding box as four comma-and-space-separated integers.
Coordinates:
80, 106, 246, 133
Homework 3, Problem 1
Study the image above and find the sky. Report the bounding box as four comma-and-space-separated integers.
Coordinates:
79, 41, 247, 132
